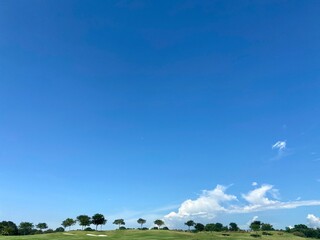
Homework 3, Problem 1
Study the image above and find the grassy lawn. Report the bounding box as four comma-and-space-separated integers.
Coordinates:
0, 230, 312, 240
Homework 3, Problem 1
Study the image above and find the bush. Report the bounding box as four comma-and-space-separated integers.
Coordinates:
262, 231, 273, 235
44, 229, 54, 234
84, 227, 95, 231
151, 227, 158, 230
250, 234, 261, 238
55, 227, 65, 232
119, 226, 126, 230
162, 227, 169, 230
222, 233, 230, 236
293, 231, 306, 237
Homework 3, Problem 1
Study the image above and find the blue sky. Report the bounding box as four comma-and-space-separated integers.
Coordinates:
1, 0, 320, 230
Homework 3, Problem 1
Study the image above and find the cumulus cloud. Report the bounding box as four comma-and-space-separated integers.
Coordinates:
252, 182, 258, 186
307, 214, 320, 228
165, 185, 237, 219
164, 184, 320, 224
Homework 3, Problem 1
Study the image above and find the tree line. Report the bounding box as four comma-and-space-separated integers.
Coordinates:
2, 216, 320, 239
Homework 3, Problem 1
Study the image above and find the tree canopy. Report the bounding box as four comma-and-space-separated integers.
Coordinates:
91, 213, 107, 230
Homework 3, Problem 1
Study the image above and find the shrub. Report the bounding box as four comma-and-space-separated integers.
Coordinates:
250, 233, 261, 238
222, 233, 230, 236
55, 227, 65, 232
119, 226, 126, 230
162, 227, 169, 230
262, 231, 273, 235
84, 227, 95, 231
292, 231, 306, 237
44, 229, 54, 234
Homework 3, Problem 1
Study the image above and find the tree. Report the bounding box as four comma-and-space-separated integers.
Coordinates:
0, 221, 18, 235
61, 218, 76, 231
250, 221, 261, 232
194, 223, 205, 232
113, 219, 125, 229
184, 220, 195, 231
229, 222, 239, 231
55, 227, 65, 232
261, 223, 273, 231
18, 222, 34, 235
214, 222, 223, 232
137, 218, 146, 229
154, 219, 164, 229
92, 213, 107, 230
36, 223, 48, 232
76, 215, 91, 230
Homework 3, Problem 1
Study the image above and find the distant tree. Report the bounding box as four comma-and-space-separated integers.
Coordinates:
205, 223, 215, 232
194, 223, 205, 232
184, 220, 195, 231
250, 221, 261, 232
0, 221, 18, 235
137, 218, 146, 229
55, 227, 65, 232
61, 218, 76, 231
113, 219, 125, 229
18, 222, 34, 235
154, 219, 164, 229
76, 215, 91, 230
229, 222, 239, 231
36, 223, 48, 232
261, 223, 274, 231
92, 213, 107, 230
215, 222, 223, 232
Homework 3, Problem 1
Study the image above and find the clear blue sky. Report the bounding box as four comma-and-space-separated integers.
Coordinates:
1, 0, 320, 230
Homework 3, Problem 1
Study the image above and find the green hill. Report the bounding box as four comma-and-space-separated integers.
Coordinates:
0, 230, 314, 240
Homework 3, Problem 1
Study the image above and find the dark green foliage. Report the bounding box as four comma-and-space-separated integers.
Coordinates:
137, 218, 146, 229
84, 227, 95, 231
154, 219, 164, 229
185, 220, 195, 231
76, 215, 91, 230
249, 221, 261, 232
204, 223, 224, 232
250, 233, 261, 238
222, 233, 230, 236
194, 223, 205, 232
162, 226, 169, 230
0, 221, 18, 235
262, 231, 273, 235
91, 213, 107, 230
18, 222, 34, 235
44, 229, 54, 233
119, 226, 126, 230
61, 218, 76, 231
55, 227, 65, 232
261, 223, 274, 231
113, 219, 125, 229
36, 223, 48, 231
229, 222, 239, 231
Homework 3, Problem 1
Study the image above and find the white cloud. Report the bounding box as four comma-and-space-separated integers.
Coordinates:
272, 141, 286, 150
165, 185, 237, 219
307, 214, 320, 228
271, 140, 290, 160
164, 184, 320, 226
252, 182, 258, 186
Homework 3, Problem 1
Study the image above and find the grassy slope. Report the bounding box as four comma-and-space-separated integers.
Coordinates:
0, 230, 313, 240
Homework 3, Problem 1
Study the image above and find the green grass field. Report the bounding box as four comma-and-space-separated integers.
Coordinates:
0, 230, 313, 240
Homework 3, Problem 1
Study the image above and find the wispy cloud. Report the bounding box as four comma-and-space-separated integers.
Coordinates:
164, 184, 320, 226
271, 140, 290, 160
272, 141, 286, 150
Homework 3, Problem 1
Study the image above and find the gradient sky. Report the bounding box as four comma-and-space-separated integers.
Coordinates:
1, 0, 320, 231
